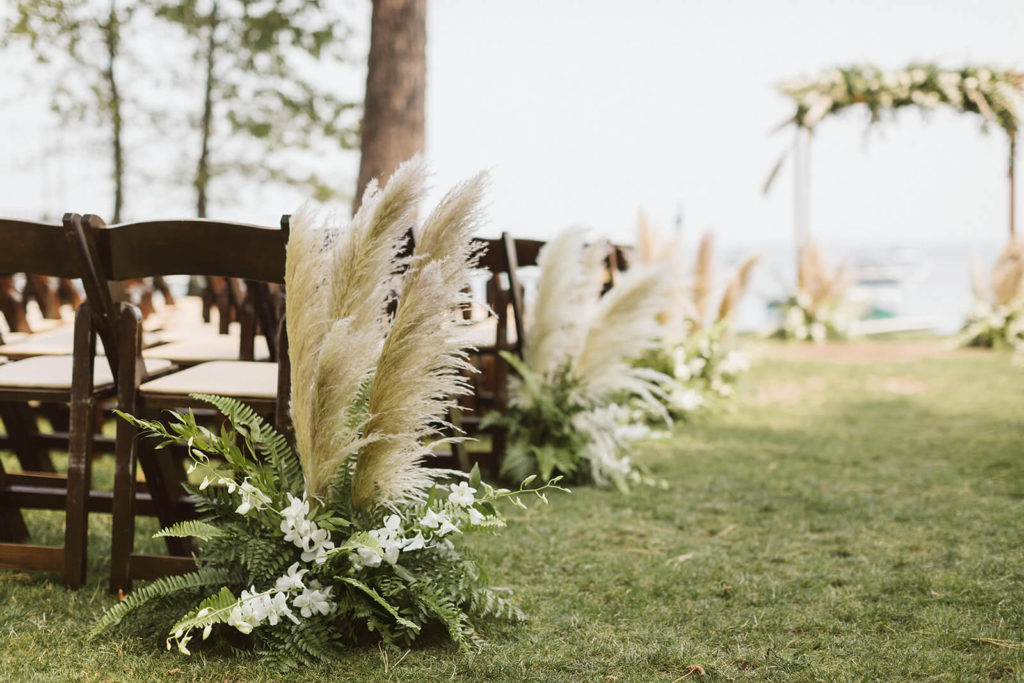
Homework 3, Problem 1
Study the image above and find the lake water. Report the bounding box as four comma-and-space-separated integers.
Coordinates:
720, 242, 1002, 335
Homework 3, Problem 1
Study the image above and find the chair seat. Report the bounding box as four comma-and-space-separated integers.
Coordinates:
458, 317, 517, 349
142, 334, 269, 363
0, 327, 164, 358
0, 355, 173, 390
139, 360, 278, 399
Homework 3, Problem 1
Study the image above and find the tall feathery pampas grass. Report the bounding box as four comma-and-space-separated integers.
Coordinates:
633, 214, 760, 337
492, 227, 672, 489
962, 239, 1024, 350
631, 214, 760, 418
286, 158, 484, 507
92, 159, 570, 667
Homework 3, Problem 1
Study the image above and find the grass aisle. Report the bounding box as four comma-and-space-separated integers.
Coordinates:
2, 343, 1023, 680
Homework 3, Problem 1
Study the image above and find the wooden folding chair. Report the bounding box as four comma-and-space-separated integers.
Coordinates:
443, 233, 541, 474
0, 215, 172, 587
82, 217, 290, 593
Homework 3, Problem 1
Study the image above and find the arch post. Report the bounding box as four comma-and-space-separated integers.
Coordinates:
1010, 130, 1017, 239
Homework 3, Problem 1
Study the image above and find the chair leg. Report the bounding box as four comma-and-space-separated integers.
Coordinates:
63, 396, 95, 589
109, 410, 138, 594
136, 429, 191, 557
0, 458, 30, 543
39, 403, 70, 433
0, 402, 55, 473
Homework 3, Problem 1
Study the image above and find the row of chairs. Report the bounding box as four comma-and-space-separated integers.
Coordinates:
0, 214, 536, 592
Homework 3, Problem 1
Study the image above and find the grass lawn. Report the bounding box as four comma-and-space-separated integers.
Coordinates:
2, 340, 1023, 681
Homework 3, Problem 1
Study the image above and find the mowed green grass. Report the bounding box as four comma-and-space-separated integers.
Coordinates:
2, 343, 1023, 681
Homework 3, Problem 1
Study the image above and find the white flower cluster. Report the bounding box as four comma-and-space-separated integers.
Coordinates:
200, 475, 273, 515
225, 563, 334, 636
350, 483, 484, 572
780, 299, 841, 344
663, 331, 750, 406
280, 493, 335, 564
167, 562, 335, 653
572, 405, 650, 484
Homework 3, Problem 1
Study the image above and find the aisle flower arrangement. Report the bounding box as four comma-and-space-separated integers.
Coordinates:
632, 216, 759, 418
484, 228, 670, 492
773, 239, 850, 343
91, 160, 564, 668
961, 240, 1024, 350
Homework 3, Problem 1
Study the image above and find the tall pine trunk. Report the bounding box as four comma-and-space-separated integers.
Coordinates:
354, 0, 426, 210
101, 1, 123, 222
196, 2, 218, 218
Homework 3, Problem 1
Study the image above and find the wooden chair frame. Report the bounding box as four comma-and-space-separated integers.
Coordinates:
0, 215, 125, 587
84, 217, 290, 593
449, 233, 541, 473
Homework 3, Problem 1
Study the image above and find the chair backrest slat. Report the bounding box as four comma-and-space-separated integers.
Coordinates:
0, 219, 82, 278
90, 218, 287, 284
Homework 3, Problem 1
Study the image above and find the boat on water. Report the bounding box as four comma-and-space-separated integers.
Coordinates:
847, 247, 934, 333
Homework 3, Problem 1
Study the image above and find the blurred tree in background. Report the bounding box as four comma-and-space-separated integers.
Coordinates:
152, 0, 360, 216
4, 0, 361, 219
5, 0, 137, 221
355, 0, 425, 209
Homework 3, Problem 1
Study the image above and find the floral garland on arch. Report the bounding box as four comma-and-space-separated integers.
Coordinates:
780, 64, 1023, 134
482, 227, 672, 492
91, 160, 565, 669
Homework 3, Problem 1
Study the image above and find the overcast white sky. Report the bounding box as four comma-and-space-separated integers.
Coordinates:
2, 0, 1023, 249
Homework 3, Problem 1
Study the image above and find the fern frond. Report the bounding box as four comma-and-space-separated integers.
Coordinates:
338, 577, 421, 632
154, 519, 224, 541
191, 393, 301, 491
89, 567, 234, 637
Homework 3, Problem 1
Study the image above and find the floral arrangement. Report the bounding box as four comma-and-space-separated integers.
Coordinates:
636, 323, 750, 421
779, 64, 1023, 134
631, 214, 759, 417
484, 228, 671, 492
961, 240, 1024, 351
91, 160, 564, 668
772, 239, 851, 343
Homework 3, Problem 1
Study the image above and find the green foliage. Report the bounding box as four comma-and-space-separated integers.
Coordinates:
88, 567, 236, 636
95, 397, 562, 670
486, 355, 588, 483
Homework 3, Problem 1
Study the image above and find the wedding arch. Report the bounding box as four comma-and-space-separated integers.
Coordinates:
769, 64, 1024, 241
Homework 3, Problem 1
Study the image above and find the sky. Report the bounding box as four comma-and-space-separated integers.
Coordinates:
2, 0, 1022, 251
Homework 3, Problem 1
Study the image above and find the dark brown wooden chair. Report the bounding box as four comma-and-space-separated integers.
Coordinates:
441, 233, 541, 474
83, 217, 290, 593
0, 215, 173, 588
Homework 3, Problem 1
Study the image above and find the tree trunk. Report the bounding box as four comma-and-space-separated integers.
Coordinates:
196, 3, 219, 218
354, 0, 426, 210
102, 1, 124, 222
